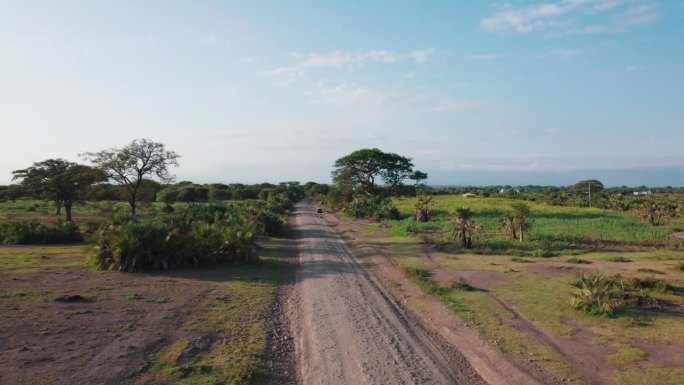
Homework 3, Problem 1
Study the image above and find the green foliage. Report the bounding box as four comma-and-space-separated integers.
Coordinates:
0, 219, 83, 244
331, 148, 424, 196
450, 279, 475, 291
567, 257, 592, 264
90, 202, 282, 272
571, 272, 623, 316
606, 256, 633, 263
346, 196, 400, 220
153, 296, 170, 304
571, 272, 673, 316
448, 207, 479, 248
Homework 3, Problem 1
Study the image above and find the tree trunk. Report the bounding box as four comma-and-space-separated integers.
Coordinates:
511, 227, 517, 240
55, 200, 62, 216
129, 198, 137, 216
64, 201, 73, 222
415, 208, 428, 222
519, 223, 524, 242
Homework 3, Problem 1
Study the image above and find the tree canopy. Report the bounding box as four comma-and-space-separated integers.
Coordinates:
331, 148, 425, 196
12, 159, 105, 221
571, 179, 604, 193
82, 138, 180, 215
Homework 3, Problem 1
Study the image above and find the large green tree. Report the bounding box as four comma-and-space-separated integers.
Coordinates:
331, 148, 425, 196
12, 159, 106, 221
82, 138, 180, 216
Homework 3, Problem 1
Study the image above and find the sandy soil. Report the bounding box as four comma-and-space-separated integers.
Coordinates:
286, 203, 482, 385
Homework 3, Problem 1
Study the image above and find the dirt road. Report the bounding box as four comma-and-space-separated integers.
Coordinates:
288, 203, 482, 385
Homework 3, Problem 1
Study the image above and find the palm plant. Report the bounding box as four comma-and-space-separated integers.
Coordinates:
498, 213, 517, 240
448, 207, 479, 249
414, 194, 434, 222
571, 272, 622, 316
511, 203, 530, 242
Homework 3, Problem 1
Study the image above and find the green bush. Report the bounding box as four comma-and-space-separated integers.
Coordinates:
571, 272, 622, 316
92, 203, 261, 272
606, 256, 632, 263
567, 257, 592, 264
571, 272, 671, 316
0, 219, 83, 244
346, 196, 401, 220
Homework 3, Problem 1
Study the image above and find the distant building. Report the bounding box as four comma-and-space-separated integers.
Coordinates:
633, 191, 652, 196
462, 193, 477, 198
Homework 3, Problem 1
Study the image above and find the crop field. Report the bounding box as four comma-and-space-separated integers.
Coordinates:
389, 196, 684, 247
339, 195, 684, 385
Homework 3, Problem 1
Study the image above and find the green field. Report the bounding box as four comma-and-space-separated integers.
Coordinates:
388, 196, 684, 247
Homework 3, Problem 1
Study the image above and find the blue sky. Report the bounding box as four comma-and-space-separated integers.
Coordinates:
1, 0, 683, 186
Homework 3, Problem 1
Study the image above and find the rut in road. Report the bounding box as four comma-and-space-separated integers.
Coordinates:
289, 203, 480, 385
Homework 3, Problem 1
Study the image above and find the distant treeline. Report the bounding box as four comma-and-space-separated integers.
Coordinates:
0, 180, 331, 204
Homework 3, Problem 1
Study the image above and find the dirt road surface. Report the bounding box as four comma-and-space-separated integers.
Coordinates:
288, 203, 483, 385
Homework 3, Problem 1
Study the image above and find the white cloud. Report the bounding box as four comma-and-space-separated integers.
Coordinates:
307, 83, 388, 108
265, 48, 435, 80
624, 65, 640, 73
480, 0, 658, 36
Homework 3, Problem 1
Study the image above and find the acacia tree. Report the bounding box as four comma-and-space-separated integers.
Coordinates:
82, 138, 180, 216
12, 159, 106, 221
331, 148, 426, 196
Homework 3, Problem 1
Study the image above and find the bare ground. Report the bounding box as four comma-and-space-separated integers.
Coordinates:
0, 244, 285, 385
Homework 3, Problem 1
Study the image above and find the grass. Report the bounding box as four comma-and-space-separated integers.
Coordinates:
605, 256, 632, 263
153, 296, 170, 304
0, 245, 90, 273
124, 292, 143, 300
135, 278, 276, 385
350, 214, 684, 385
390, 195, 684, 247
567, 257, 592, 264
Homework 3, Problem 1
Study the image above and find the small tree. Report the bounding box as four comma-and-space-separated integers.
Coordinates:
511, 203, 530, 242
414, 194, 434, 222
498, 213, 517, 240
12, 159, 106, 221
82, 138, 180, 216
449, 207, 479, 249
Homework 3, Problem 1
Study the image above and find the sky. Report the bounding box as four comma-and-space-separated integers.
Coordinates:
1, 0, 683, 187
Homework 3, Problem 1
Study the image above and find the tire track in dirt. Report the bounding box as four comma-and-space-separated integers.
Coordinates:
288, 203, 481, 385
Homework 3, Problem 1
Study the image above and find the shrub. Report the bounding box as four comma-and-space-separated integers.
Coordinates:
450, 279, 475, 291
530, 249, 557, 258
92, 203, 259, 272
606, 256, 632, 263
567, 257, 592, 264
346, 196, 401, 220
623, 276, 672, 293
571, 272, 673, 316
0, 219, 83, 244
571, 272, 622, 316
